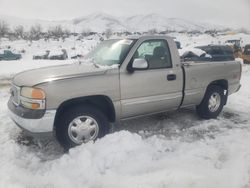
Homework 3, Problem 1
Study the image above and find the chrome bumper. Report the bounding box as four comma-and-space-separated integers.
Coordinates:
8, 109, 56, 136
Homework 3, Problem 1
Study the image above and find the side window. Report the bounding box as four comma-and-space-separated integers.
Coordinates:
210, 47, 223, 55
133, 40, 172, 69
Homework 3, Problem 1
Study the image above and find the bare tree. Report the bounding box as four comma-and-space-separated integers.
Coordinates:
64, 29, 70, 37
105, 28, 112, 39
0, 20, 9, 37
238, 27, 249, 34
48, 25, 64, 39
29, 24, 42, 40
14, 25, 24, 39
81, 29, 92, 37
148, 29, 158, 35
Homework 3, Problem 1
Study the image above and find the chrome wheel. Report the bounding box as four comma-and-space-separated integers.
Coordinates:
68, 116, 99, 144
208, 92, 221, 112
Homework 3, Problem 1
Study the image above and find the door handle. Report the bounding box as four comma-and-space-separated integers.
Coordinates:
167, 74, 176, 81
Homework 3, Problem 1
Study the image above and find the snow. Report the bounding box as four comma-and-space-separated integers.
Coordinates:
0, 33, 250, 187
48, 49, 64, 56
178, 47, 207, 57
171, 33, 250, 49
33, 51, 48, 56
0, 36, 100, 81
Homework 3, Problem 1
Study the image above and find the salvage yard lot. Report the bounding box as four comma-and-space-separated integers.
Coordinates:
0, 33, 250, 188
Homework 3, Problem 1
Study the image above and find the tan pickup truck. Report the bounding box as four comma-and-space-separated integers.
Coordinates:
8, 36, 242, 149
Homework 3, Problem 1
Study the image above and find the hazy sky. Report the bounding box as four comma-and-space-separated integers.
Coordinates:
0, 0, 249, 28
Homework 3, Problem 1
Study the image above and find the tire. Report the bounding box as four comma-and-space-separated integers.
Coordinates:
55, 105, 110, 150
196, 85, 225, 119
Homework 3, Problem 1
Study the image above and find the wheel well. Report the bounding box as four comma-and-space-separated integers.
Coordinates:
209, 80, 228, 91
207, 79, 228, 105
54, 95, 116, 128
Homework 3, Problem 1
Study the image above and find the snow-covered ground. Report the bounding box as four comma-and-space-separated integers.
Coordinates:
0, 36, 100, 83
0, 33, 250, 188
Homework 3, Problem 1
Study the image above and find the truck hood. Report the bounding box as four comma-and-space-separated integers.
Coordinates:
13, 63, 108, 87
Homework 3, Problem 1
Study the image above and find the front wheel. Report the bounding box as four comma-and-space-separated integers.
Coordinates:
55, 105, 110, 150
196, 85, 225, 119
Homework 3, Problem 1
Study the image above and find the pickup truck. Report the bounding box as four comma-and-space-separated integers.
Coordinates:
8, 36, 242, 149
0, 50, 22, 61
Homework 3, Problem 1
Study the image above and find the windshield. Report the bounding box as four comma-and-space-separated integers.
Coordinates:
84, 39, 135, 66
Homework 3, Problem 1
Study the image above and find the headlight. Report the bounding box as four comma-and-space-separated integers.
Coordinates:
20, 87, 46, 110
21, 87, 45, 100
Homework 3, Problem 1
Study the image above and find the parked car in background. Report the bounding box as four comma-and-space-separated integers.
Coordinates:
196, 45, 235, 61
0, 50, 22, 61
33, 50, 50, 60
241, 45, 250, 64
49, 49, 68, 60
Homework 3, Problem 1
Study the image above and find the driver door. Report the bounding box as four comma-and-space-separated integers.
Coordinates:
120, 39, 183, 119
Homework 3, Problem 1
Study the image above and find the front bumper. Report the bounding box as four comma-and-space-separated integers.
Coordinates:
8, 108, 56, 138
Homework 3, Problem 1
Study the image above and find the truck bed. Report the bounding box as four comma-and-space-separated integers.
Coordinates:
181, 60, 241, 107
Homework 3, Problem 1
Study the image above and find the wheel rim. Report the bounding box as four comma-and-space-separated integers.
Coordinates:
68, 116, 99, 144
208, 92, 221, 112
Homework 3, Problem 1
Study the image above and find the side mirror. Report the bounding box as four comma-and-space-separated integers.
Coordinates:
132, 58, 149, 70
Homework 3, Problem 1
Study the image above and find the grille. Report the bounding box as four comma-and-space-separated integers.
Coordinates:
10, 85, 20, 106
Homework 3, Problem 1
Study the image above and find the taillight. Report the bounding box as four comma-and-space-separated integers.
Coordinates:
239, 62, 242, 80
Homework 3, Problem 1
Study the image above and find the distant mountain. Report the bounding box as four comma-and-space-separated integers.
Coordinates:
72, 13, 127, 32
123, 14, 222, 32
72, 13, 225, 32
0, 12, 226, 33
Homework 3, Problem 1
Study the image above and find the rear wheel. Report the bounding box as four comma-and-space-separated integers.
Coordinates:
55, 105, 110, 150
196, 85, 225, 119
